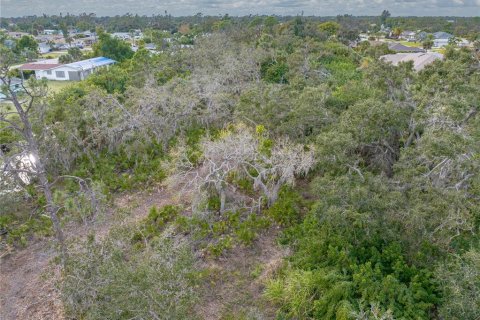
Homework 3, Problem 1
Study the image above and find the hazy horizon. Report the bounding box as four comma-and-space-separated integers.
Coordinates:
1, 0, 480, 18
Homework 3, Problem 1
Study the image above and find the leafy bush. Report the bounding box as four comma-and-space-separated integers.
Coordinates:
266, 175, 441, 319
62, 228, 198, 319
437, 250, 480, 320
0, 213, 53, 247
132, 205, 180, 245
266, 186, 304, 226
261, 58, 289, 84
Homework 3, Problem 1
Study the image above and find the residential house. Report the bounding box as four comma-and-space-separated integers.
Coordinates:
19, 57, 116, 81
400, 31, 416, 41
416, 31, 429, 42
145, 43, 157, 51
7, 31, 30, 39
380, 52, 443, 71
388, 43, 425, 53
380, 24, 391, 34
112, 32, 132, 40
0, 78, 23, 101
38, 42, 51, 54
83, 36, 97, 46
42, 29, 57, 35
433, 32, 454, 48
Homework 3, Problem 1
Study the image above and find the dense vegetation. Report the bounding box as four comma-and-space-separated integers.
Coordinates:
1, 14, 479, 319
2, 13, 480, 39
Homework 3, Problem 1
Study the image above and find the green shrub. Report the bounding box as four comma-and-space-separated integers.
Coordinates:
132, 205, 180, 244
62, 229, 198, 319
207, 235, 234, 257
266, 186, 304, 226
0, 213, 53, 247
261, 58, 289, 84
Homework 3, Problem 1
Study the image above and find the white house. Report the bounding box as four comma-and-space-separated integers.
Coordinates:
112, 32, 132, 40
433, 32, 454, 48
42, 29, 57, 35
19, 57, 116, 81
400, 31, 417, 42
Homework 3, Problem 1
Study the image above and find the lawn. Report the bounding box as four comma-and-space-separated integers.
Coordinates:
385, 39, 423, 48
398, 40, 423, 48
41, 51, 66, 59
46, 81, 75, 94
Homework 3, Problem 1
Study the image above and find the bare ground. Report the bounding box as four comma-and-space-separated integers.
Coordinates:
0, 184, 179, 320
0, 181, 286, 320
197, 227, 288, 320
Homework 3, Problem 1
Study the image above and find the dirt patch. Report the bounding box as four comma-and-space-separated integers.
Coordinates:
0, 241, 64, 320
197, 227, 288, 320
0, 182, 181, 320
0, 176, 287, 320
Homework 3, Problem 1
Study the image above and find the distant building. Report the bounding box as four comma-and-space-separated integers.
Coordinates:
42, 29, 57, 35
388, 43, 425, 53
416, 31, 429, 42
38, 42, 51, 54
83, 36, 97, 46
144, 43, 158, 52
7, 31, 30, 39
0, 78, 23, 101
380, 52, 444, 71
431, 32, 454, 48
433, 32, 454, 39
19, 57, 116, 81
400, 31, 416, 41
112, 32, 132, 40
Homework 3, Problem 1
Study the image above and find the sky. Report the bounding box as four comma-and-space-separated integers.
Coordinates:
1, 0, 480, 17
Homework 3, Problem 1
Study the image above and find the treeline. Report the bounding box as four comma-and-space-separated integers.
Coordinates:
2, 13, 480, 38
1, 14, 480, 319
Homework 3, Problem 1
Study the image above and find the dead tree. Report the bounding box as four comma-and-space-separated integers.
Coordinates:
176, 127, 314, 213
0, 48, 67, 263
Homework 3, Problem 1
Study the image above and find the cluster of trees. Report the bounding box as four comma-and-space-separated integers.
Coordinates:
3, 13, 479, 40
1, 14, 479, 319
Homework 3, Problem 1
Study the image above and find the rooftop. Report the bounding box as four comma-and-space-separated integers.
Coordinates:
64, 57, 116, 70
388, 43, 425, 53
380, 52, 444, 71
19, 59, 62, 71
433, 32, 454, 39
18, 57, 116, 72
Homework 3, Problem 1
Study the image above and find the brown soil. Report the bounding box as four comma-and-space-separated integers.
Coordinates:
0, 179, 287, 320
197, 227, 288, 320
0, 183, 182, 320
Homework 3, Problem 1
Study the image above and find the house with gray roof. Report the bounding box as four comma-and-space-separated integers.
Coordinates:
380, 52, 444, 71
388, 43, 425, 53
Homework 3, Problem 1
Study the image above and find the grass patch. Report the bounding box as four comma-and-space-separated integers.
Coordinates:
46, 80, 76, 94
397, 40, 423, 48
41, 51, 66, 59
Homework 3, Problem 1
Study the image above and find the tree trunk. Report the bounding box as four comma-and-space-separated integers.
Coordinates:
267, 182, 282, 208
37, 161, 67, 265
13, 93, 68, 265
220, 189, 226, 214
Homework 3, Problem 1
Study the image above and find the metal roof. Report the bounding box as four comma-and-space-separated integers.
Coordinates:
19, 57, 116, 72
64, 57, 116, 71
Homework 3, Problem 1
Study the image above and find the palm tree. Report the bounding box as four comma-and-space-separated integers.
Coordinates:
392, 27, 403, 39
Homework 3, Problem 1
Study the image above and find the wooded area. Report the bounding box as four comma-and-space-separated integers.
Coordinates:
1, 14, 480, 320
